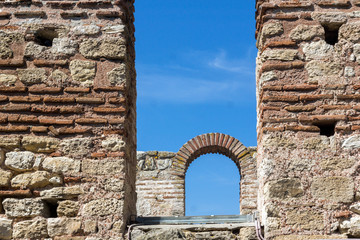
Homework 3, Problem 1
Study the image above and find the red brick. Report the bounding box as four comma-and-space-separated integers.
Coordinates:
59, 106, 84, 114
93, 107, 126, 113
0, 59, 25, 67
94, 86, 125, 91
64, 177, 82, 183
78, 0, 112, 7
0, 86, 26, 93
31, 106, 59, 113
334, 210, 351, 218
0, 12, 11, 18
29, 86, 62, 94
277, 2, 313, 8
337, 94, 360, 100
354, 85, 360, 90
58, 127, 92, 135
263, 13, 298, 21
0, 189, 32, 197
14, 11, 46, 18
317, 0, 350, 7
76, 97, 105, 104
64, 87, 90, 93
262, 95, 298, 102
109, 97, 126, 104
283, 84, 318, 91
39, 118, 74, 125
260, 61, 305, 73
108, 118, 125, 124
107, 152, 125, 157
45, 1, 76, 8
351, 125, 360, 131
9, 96, 42, 103
96, 10, 123, 18
0, 95, 8, 102
261, 106, 282, 111
262, 117, 297, 123
335, 125, 351, 132
91, 152, 106, 158
8, 115, 38, 123
103, 129, 124, 135
0, 126, 29, 132
262, 126, 285, 133
33, 59, 68, 66
43, 96, 75, 103
300, 94, 333, 101
263, 40, 297, 50
285, 125, 320, 132
353, 105, 360, 111
48, 126, 59, 136
75, 118, 108, 124
349, 116, 360, 121
0, 104, 31, 112
323, 105, 352, 110
311, 115, 347, 122
31, 126, 48, 133
262, 86, 282, 91
285, 105, 316, 112
325, 84, 346, 90
60, 11, 87, 18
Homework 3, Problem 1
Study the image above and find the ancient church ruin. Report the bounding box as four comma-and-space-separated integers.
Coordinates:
0, 0, 360, 239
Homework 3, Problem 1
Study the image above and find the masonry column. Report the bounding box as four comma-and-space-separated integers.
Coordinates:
0, 0, 136, 239
256, 0, 360, 239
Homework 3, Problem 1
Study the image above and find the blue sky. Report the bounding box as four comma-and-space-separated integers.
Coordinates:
135, 1, 257, 215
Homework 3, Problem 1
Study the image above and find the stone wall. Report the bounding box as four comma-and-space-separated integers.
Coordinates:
0, 0, 136, 239
256, 0, 360, 239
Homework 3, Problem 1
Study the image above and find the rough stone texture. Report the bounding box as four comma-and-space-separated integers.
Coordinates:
22, 136, 59, 153
0, 218, 12, 240
342, 135, 360, 149
340, 215, 360, 237
107, 65, 127, 86
289, 25, 324, 42
305, 60, 342, 79
0, 169, 12, 187
40, 186, 83, 201
5, 151, 35, 171
286, 210, 324, 231
11, 171, 54, 189
57, 200, 79, 217
0, 74, 17, 85
82, 198, 123, 217
52, 38, 78, 56
264, 178, 304, 199
339, 22, 360, 43
2, 198, 48, 218
101, 137, 125, 151
261, 49, 299, 61
47, 218, 81, 237
59, 138, 92, 156
262, 22, 284, 37
311, 177, 354, 203
302, 40, 333, 60
13, 217, 48, 239
82, 159, 124, 175
42, 157, 81, 174
17, 68, 47, 85
69, 60, 96, 86
79, 38, 126, 59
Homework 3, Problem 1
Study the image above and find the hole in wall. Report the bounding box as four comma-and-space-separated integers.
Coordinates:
313, 121, 336, 137
323, 24, 341, 45
34, 29, 58, 47
45, 201, 59, 218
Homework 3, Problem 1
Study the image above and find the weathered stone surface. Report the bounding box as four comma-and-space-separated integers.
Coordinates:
24, 42, 47, 58
342, 135, 360, 149
262, 22, 283, 37
239, 227, 257, 240
50, 69, 68, 84
0, 218, 12, 240
83, 219, 97, 234
353, 44, 360, 63
13, 217, 48, 239
340, 215, 360, 237
40, 186, 83, 200
344, 66, 355, 77
0, 74, 17, 85
101, 138, 125, 151
303, 136, 330, 150
107, 65, 127, 86
11, 171, 53, 189
51, 38, 77, 56
0, 43, 13, 59
22, 136, 59, 153
274, 235, 347, 240
57, 200, 79, 217
82, 198, 123, 216
264, 178, 304, 199
350, 202, 360, 215
42, 157, 80, 174
339, 22, 360, 43
302, 40, 333, 60
263, 136, 296, 149
69, 60, 96, 86
5, 151, 35, 171
103, 25, 125, 34
320, 157, 356, 170
104, 178, 124, 192
0, 136, 21, 149
17, 68, 47, 85
3, 198, 48, 218
290, 25, 324, 41
47, 218, 81, 237
311, 177, 354, 203
286, 209, 324, 230
261, 49, 299, 61
131, 228, 185, 240
259, 71, 277, 85
79, 38, 126, 59
0, 169, 12, 187
82, 159, 124, 175
311, 12, 347, 29
59, 137, 92, 156
305, 60, 342, 78
73, 24, 101, 35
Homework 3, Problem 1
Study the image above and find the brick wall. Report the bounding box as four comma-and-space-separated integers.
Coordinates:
256, 0, 360, 239
0, 0, 136, 239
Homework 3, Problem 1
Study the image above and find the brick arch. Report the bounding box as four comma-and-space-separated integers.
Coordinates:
172, 133, 251, 178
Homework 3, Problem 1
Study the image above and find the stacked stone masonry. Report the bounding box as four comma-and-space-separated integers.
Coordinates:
256, 0, 360, 239
0, 0, 136, 239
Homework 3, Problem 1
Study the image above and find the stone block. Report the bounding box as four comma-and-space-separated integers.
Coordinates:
339, 22, 360, 43
320, 157, 356, 170
24, 42, 47, 58
17, 68, 47, 85
264, 178, 304, 199
11, 171, 53, 189
311, 12, 348, 29
261, 49, 299, 61
340, 215, 360, 237
261, 22, 283, 37
290, 25, 324, 42
0, 136, 21, 149
72, 24, 100, 36
302, 40, 333, 60
2, 198, 48, 218
286, 209, 324, 231
50, 69, 68, 83
79, 38, 126, 60
104, 178, 124, 192
101, 137, 125, 152
350, 202, 360, 214
107, 65, 127, 86
51, 38, 78, 56
82, 198, 123, 216
83, 219, 97, 234
40, 186, 83, 201
82, 159, 124, 175
0, 43, 13, 59
57, 200, 79, 217
47, 217, 81, 237
13, 217, 48, 239
22, 136, 59, 153
305, 60, 342, 79
274, 235, 347, 240
259, 71, 277, 86
239, 227, 257, 240
69, 60, 96, 86
311, 177, 354, 203
0, 74, 17, 85
0, 169, 12, 187
5, 151, 35, 171
59, 137, 92, 156
42, 157, 81, 174
0, 218, 12, 240
342, 135, 360, 149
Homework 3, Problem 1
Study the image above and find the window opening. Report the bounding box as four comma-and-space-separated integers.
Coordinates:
45, 201, 59, 218
314, 121, 336, 137
323, 24, 341, 45
35, 29, 58, 47
185, 154, 240, 216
